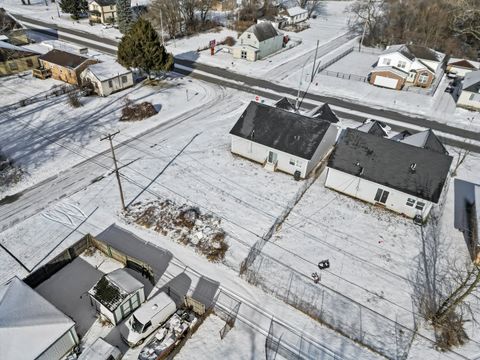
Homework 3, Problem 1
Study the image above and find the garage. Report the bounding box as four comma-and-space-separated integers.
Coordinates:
373, 75, 399, 89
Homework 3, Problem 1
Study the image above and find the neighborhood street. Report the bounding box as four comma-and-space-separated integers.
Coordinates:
15, 14, 480, 152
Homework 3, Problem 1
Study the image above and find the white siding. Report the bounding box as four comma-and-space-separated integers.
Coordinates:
231, 131, 336, 178
81, 69, 134, 96
324, 168, 433, 219
457, 90, 480, 110
37, 327, 78, 360
378, 53, 412, 72
235, 30, 283, 61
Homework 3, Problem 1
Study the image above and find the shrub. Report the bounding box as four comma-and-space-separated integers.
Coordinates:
120, 98, 158, 121
67, 90, 82, 108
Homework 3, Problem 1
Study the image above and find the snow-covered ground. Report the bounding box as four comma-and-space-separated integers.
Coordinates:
3, 0, 122, 40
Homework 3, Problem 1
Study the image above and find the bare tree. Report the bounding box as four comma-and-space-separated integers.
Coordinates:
412, 212, 480, 350
197, 0, 214, 25
297, 0, 323, 17
450, 0, 480, 41
346, 0, 386, 47
148, 0, 183, 38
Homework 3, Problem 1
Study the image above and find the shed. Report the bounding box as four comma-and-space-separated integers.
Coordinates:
282, 6, 308, 24
230, 101, 339, 178
81, 61, 133, 96
0, 277, 79, 360
88, 268, 145, 325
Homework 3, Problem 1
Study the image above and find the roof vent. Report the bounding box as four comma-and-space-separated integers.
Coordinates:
410, 163, 417, 172
152, 304, 158, 310
250, 130, 255, 140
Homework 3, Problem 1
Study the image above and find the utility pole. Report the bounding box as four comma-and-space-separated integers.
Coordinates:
101, 131, 126, 211
311, 40, 319, 83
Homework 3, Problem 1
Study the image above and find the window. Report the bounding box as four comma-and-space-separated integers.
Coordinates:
26, 59, 33, 67
110, 5, 114, 9
406, 198, 415, 207
398, 60, 406, 69
289, 158, 302, 167
121, 75, 128, 83
8, 62, 18, 70
382, 58, 391, 66
470, 93, 480, 102
108, 80, 113, 87
415, 201, 425, 211
247, 34, 251, 39
418, 74, 429, 84
374, 189, 389, 204
143, 321, 152, 333
241, 50, 247, 59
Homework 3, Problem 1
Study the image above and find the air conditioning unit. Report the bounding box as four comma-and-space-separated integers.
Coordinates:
294, 170, 301, 181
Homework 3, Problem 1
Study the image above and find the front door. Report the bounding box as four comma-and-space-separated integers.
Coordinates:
268, 151, 277, 164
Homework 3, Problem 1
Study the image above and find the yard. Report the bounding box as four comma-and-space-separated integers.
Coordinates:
324, 49, 378, 77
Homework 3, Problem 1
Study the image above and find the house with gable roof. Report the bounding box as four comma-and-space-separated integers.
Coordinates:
457, 70, 480, 111
369, 44, 446, 90
325, 128, 452, 219
0, 277, 79, 360
233, 21, 284, 61
230, 101, 339, 179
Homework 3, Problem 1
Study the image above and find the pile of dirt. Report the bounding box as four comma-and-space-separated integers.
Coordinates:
120, 98, 158, 122
125, 199, 228, 262
0, 151, 23, 190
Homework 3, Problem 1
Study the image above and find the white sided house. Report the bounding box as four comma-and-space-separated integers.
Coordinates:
447, 58, 479, 77
370, 44, 446, 90
88, 268, 145, 325
454, 179, 480, 263
0, 277, 79, 360
457, 70, 480, 111
325, 128, 452, 220
282, 6, 308, 24
81, 61, 133, 96
233, 22, 284, 61
230, 101, 339, 179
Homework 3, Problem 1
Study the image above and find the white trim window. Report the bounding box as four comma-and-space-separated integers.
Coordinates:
382, 58, 391, 66
398, 60, 407, 69
415, 201, 426, 211
418, 74, 429, 84
406, 198, 415, 207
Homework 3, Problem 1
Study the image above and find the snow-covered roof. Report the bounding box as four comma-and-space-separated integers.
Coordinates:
357, 120, 387, 137
86, 61, 131, 82
448, 58, 480, 69
370, 66, 408, 78
382, 44, 444, 63
399, 129, 448, 154
245, 22, 279, 42
88, 269, 143, 312
134, 292, 175, 324
0, 277, 75, 359
462, 70, 480, 93
286, 6, 307, 17
78, 337, 121, 360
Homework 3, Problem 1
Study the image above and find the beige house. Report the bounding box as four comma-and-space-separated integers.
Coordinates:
89, 0, 117, 24
212, 0, 238, 11
233, 22, 284, 62
457, 70, 480, 111
39, 49, 98, 85
0, 41, 39, 76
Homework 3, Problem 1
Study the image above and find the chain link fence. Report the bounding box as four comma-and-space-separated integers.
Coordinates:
243, 250, 416, 360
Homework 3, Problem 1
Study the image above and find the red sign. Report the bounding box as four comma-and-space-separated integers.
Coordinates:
209, 40, 216, 48
255, 96, 259, 101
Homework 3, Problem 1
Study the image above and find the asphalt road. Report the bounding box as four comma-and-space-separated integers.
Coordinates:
16, 14, 480, 152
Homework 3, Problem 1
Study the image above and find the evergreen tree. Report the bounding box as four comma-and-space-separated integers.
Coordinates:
59, 0, 87, 19
117, 18, 174, 77
116, 0, 133, 34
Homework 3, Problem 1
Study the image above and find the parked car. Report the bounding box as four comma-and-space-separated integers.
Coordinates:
120, 292, 176, 347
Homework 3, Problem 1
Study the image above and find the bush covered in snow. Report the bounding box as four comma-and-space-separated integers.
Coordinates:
125, 199, 228, 262
0, 151, 23, 191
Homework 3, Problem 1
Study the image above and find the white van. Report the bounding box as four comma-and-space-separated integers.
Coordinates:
120, 292, 177, 347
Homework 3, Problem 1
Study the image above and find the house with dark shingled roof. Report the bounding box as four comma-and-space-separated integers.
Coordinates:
233, 21, 284, 61
369, 44, 446, 90
325, 128, 452, 219
230, 101, 339, 179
